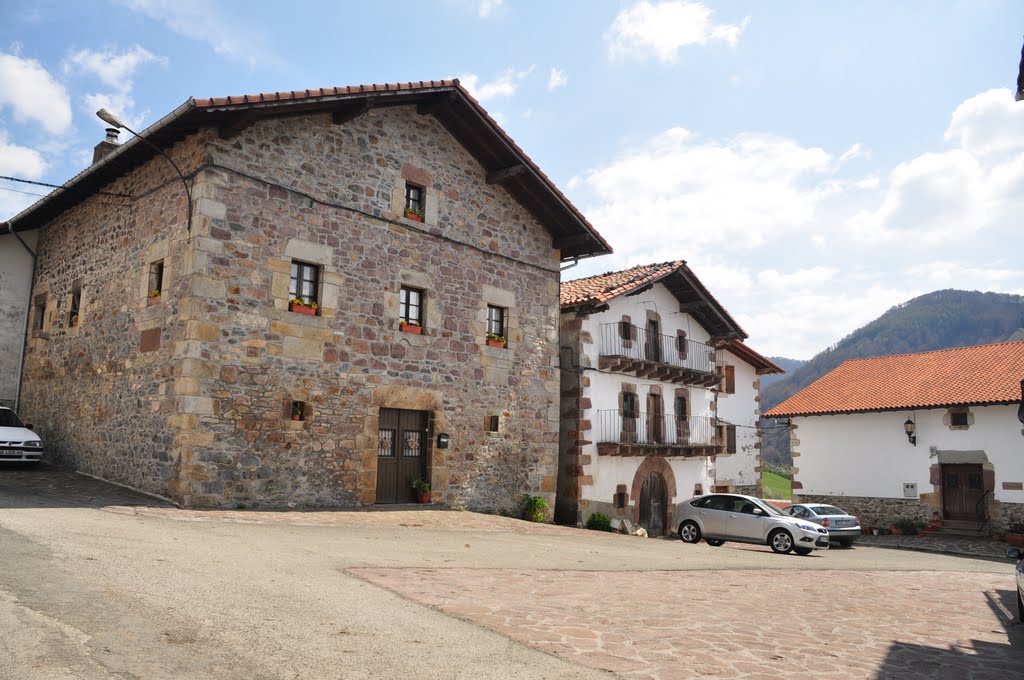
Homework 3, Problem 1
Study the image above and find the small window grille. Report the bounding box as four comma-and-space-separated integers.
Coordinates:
950, 411, 969, 427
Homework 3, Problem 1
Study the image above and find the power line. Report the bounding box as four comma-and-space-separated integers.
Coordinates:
0, 174, 131, 198
0, 186, 47, 197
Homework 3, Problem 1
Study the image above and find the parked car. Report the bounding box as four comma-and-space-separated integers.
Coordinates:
1007, 547, 1024, 622
784, 503, 861, 547
676, 493, 830, 555
0, 406, 43, 465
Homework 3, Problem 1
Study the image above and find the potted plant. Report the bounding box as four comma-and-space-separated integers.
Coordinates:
411, 477, 431, 504
289, 297, 318, 315
893, 518, 924, 536
291, 404, 303, 421
148, 289, 161, 305
486, 332, 506, 348
69, 314, 79, 328
522, 494, 549, 523
399, 319, 422, 334
404, 207, 424, 222
1006, 521, 1024, 546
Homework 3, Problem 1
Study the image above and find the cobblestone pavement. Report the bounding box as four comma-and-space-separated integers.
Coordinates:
857, 533, 1017, 560
353, 567, 1024, 680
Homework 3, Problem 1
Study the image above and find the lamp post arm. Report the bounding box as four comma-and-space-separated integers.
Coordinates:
117, 121, 193, 233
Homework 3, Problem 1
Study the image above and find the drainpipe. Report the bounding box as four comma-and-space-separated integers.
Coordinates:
4, 221, 37, 412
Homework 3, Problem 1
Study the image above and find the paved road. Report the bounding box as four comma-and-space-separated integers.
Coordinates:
1, 468, 1021, 679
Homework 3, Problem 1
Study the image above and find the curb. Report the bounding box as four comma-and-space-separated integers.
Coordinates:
863, 540, 1011, 564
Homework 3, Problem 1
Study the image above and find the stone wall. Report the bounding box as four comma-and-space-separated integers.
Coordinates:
797, 494, 929, 529
21, 105, 565, 512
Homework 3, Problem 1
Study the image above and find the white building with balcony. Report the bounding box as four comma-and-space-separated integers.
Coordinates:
556, 261, 782, 535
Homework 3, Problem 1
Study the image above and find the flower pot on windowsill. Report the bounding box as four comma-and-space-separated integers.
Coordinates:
404, 211, 423, 222
147, 294, 161, 306
290, 303, 317, 316
400, 323, 422, 334
291, 415, 301, 421
486, 338, 506, 348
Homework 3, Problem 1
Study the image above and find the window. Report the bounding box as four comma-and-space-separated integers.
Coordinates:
33, 299, 45, 331
722, 365, 736, 394
69, 288, 81, 327
487, 415, 500, 432
648, 392, 664, 444
645, 319, 661, 362
677, 331, 688, 358
400, 286, 424, 326
404, 183, 424, 219
675, 395, 689, 443
290, 260, 320, 306
619, 319, 631, 341
621, 391, 638, 443
149, 260, 164, 299
950, 411, 969, 427
718, 424, 737, 453
291, 400, 306, 422
487, 305, 506, 339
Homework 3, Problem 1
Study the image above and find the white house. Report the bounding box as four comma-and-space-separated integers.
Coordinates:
556, 261, 781, 535
764, 341, 1024, 534
0, 225, 37, 410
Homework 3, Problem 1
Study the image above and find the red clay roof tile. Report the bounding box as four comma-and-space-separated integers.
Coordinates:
560, 261, 686, 307
764, 341, 1024, 417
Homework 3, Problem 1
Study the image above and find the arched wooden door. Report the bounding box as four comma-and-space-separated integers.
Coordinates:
639, 472, 667, 536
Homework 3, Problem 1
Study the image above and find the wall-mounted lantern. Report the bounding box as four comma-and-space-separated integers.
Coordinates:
436, 433, 450, 449
903, 418, 916, 446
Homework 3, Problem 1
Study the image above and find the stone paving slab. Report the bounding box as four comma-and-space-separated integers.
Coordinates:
351, 568, 1024, 680
857, 533, 1016, 560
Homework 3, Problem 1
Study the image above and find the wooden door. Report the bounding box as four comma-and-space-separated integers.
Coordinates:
376, 408, 428, 503
645, 319, 661, 362
639, 472, 666, 536
941, 464, 985, 520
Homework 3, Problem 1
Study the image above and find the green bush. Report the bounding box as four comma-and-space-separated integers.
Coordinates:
1007, 521, 1024, 534
586, 512, 612, 532
893, 517, 924, 534
522, 495, 549, 523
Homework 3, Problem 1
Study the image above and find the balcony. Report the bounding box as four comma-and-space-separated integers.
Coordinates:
598, 323, 720, 386
595, 410, 722, 457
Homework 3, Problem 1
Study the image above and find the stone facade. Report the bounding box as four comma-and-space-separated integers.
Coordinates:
19, 104, 567, 511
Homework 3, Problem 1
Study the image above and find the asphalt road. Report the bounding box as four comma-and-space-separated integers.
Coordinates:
1, 468, 1020, 679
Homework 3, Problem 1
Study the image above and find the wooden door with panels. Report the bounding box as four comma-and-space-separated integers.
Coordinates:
376, 408, 428, 503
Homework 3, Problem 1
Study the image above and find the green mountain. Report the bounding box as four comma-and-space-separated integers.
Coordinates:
760, 357, 805, 389
759, 289, 1024, 466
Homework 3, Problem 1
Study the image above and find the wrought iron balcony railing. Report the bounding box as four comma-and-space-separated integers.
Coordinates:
598, 323, 720, 385
596, 409, 721, 449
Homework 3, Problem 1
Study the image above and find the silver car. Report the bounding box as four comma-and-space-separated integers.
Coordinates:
784, 503, 861, 547
1006, 547, 1024, 622
676, 493, 830, 555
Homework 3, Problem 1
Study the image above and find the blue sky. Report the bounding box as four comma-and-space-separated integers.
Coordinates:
3, 0, 1023, 359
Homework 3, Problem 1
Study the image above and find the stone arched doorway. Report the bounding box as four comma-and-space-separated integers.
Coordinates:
631, 457, 677, 536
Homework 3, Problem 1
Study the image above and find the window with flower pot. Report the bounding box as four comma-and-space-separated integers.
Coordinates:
400, 286, 424, 331
148, 260, 164, 303
404, 183, 425, 221
291, 400, 307, 422
289, 260, 320, 314
486, 305, 506, 347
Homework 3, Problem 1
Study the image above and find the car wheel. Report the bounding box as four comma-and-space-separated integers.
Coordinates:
793, 547, 813, 556
768, 529, 794, 554
679, 521, 702, 543
706, 538, 725, 547
837, 539, 853, 548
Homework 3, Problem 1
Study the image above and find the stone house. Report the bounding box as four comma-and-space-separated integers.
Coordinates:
3, 79, 611, 509
764, 342, 1024, 534
555, 261, 781, 534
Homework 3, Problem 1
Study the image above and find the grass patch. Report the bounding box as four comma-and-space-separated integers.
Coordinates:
761, 471, 792, 500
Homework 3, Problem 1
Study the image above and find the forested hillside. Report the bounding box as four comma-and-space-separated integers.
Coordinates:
759, 289, 1024, 466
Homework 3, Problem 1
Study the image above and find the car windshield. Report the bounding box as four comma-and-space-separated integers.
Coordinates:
812, 506, 846, 516
755, 499, 786, 516
0, 410, 25, 428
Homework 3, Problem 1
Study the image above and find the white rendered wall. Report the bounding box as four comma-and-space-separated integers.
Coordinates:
793, 405, 1024, 504
0, 230, 37, 409
714, 350, 761, 488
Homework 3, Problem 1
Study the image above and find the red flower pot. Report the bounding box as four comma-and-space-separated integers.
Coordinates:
405, 212, 423, 222
486, 338, 506, 348
416, 491, 431, 504
290, 303, 317, 315
400, 323, 422, 334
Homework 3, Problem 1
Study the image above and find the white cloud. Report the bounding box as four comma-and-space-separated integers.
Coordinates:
113, 0, 280, 68
0, 129, 49, 219
63, 45, 164, 131
478, 0, 503, 17
606, 1, 749, 64
0, 52, 72, 134
65, 45, 164, 91
458, 67, 534, 102
574, 127, 832, 251
548, 67, 568, 90
757, 266, 839, 292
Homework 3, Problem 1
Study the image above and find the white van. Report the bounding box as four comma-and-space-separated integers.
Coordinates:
0, 406, 43, 464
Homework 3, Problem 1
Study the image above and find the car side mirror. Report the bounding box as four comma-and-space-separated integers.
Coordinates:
753, 508, 763, 515
26, 424, 34, 430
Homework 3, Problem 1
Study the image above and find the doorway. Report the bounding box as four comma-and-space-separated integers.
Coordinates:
638, 471, 667, 536
376, 408, 429, 503
941, 463, 985, 521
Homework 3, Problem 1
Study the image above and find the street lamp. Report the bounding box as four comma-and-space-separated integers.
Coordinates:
903, 418, 916, 446
95, 108, 193, 233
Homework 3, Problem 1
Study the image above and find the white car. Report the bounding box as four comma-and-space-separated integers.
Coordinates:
676, 493, 830, 555
0, 406, 43, 464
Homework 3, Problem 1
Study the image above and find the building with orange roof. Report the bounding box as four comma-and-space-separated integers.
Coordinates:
556, 261, 783, 533
765, 341, 1024, 534
1, 80, 611, 509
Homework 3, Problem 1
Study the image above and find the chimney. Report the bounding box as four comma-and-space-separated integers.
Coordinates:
92, 127, 121, 165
